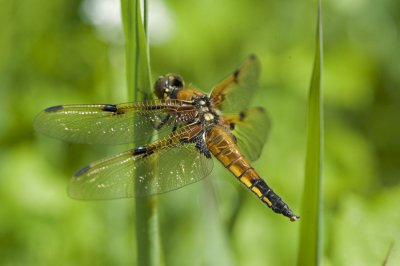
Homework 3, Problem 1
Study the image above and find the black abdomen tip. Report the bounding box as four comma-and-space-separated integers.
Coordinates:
281, 205, 300, 222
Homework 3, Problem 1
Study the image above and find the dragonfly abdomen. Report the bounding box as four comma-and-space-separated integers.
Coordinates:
206, 127, 299, 221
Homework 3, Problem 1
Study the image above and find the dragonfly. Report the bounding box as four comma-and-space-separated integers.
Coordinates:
34, 55, 299, 221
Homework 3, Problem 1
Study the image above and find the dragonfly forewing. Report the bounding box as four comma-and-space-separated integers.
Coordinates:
33, 100, 197, 146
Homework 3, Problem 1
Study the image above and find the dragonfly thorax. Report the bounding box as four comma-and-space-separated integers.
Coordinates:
194, 96, 219, 127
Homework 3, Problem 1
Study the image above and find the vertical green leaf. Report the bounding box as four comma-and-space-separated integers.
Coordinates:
120, 1, 162, 266
121, 0, 151, 101
297, 0, 324, 265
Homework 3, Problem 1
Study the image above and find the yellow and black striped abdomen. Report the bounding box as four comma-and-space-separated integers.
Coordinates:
206, 126, 299, 222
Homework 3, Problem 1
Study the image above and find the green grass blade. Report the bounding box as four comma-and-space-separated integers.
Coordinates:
297, 1, 324, 265
120, 1, 162, 266
121, 0, 152, 101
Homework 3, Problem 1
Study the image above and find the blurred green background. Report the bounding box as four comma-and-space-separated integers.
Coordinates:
1, 0, 399, 265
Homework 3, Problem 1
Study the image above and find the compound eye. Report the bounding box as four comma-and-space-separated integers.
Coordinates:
154, 75, 168, 99
154, 74, 185, 100
169, 76, 184, 89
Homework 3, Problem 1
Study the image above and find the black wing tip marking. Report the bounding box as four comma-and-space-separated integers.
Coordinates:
248, 54, 257, 60
233, 54, 258, 81
239, 111, 246, 121
256, 107, 266, 113
102, 104, 125, 114
102, 104, 117, 112
45, 105, 63, 112
74, 165, 91, 177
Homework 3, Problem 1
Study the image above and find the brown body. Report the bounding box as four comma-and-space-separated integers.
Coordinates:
158, 78, 299, 220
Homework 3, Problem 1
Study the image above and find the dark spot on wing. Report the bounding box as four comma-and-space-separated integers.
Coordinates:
229, 122, 235, 130
102, 104, 117, 112
102, 104, 125, 115
233, 68, 240, 83
74, 165, 91, 177
239, 111, 246, 121
133, 146, 148, 155
45, 105, 63, 112
133, 146, 154, 158
256, 107, 265, 113
248, 54, 257, 61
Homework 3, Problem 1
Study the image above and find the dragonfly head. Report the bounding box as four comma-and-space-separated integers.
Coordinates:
154, 74, 185, 100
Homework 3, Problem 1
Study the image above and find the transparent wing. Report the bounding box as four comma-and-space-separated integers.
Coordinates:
33, 99, 197, 146
68, 125, 213, 199
210, 54, 261, 114
223, 107, 271, 162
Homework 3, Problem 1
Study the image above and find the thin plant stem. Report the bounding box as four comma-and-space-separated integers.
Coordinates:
120, 0, 162, 265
